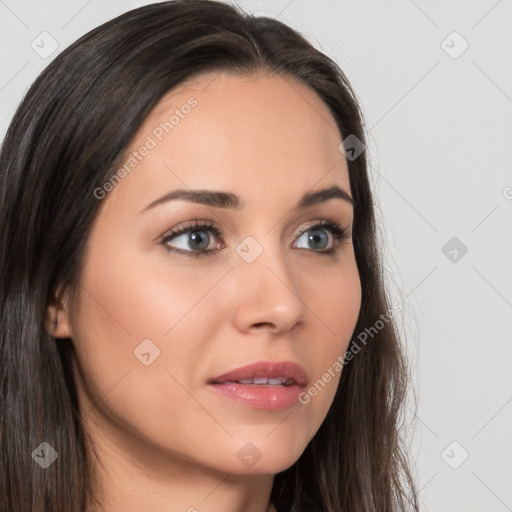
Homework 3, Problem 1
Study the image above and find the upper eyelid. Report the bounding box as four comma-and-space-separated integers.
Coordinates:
163, 218, 346, 234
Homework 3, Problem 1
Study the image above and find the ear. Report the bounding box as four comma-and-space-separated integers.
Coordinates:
45, 285, 74, 338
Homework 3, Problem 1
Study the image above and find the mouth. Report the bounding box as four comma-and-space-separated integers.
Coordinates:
207, 361, 308, 410
216, 376, 295, 386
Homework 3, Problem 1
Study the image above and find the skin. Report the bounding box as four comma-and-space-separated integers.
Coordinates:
48, 70, 362, 512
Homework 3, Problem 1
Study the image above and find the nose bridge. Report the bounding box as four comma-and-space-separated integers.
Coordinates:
232, 232, 306, 333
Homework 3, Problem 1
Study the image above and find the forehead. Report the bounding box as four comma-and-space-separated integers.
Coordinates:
151, 69, 343, 153
107, 71, 350, 214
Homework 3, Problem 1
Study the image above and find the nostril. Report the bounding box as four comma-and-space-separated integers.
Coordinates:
253, 322, 275, 329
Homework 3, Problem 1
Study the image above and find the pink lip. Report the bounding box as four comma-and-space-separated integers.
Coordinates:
207, 361, 308, 410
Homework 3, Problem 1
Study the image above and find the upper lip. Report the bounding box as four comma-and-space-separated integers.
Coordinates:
208, 361, 308, 387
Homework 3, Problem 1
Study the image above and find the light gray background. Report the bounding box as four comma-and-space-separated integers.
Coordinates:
1, 1, 511, 511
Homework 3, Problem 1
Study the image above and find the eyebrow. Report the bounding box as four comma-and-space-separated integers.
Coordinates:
140, 184, 353, 213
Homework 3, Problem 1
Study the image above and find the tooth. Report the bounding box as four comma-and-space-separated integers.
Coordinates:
268, 377, 285, 385
238, 379, 253, 384
252, 377, 269, 385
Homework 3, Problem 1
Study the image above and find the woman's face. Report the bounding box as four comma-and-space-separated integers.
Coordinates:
61, 71, 361, 476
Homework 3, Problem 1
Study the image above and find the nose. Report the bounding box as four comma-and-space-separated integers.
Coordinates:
231, 242, 306, 336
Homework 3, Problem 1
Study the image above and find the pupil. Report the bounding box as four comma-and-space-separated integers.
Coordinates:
189, 231, 209, 250
309, 230, 328, 250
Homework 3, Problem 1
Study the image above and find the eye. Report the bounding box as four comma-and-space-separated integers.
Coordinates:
160, 219, 351, 258
161, 219, 222, 258
293, 221, 350, 255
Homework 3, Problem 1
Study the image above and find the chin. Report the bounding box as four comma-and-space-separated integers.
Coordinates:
218, 428, 310, 475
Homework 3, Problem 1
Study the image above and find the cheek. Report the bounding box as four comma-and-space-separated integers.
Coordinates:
293, 257, 361, 418
296, 254, 361, 358
319, 261, 361, 338
70, 239, 230, 423
70, 256, 225, 459
77, 233, 231, 343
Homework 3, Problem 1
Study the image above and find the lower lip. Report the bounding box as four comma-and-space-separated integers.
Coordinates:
207, 382, 304, 410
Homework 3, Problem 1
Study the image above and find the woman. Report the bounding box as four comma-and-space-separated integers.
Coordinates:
0, 1, 419, 511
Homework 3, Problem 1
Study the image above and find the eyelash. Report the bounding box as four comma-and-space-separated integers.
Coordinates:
160, 218, 351, 258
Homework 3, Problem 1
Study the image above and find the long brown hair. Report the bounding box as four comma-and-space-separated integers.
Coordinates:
0, 1, 419, 510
